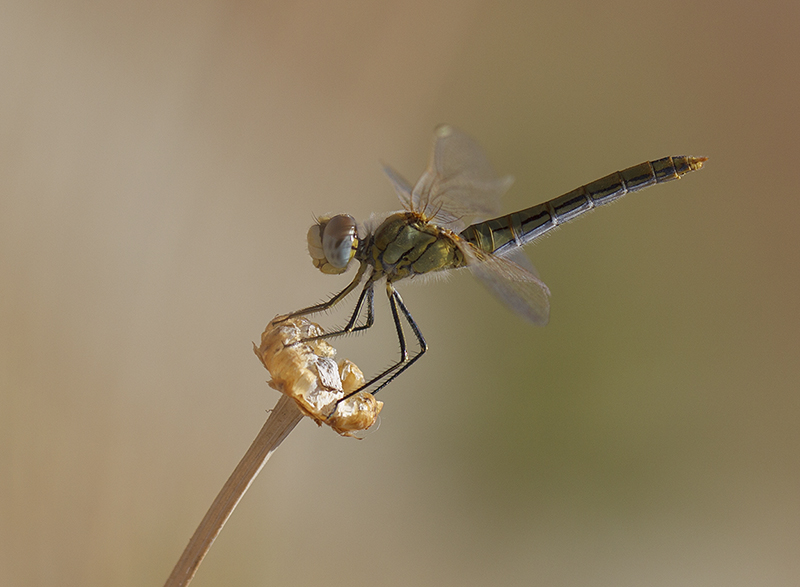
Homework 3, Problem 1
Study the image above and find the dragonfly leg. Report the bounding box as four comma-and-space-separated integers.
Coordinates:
371, 284, 428, 395
278, 262, 367, 321
328, 282, 427, 415
302, 281, 375, 343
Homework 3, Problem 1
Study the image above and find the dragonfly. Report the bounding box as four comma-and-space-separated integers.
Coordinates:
283, 125, 705, 408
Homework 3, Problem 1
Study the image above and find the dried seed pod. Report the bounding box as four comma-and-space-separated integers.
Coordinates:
254, 316, 382, 436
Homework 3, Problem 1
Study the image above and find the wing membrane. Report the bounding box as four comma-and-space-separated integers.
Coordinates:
381, 126, 549, 324
381, 163, 413, 210
382, 125, 513, 233
455, 238, 550, 325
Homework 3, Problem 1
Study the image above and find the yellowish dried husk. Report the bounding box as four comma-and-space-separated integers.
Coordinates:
254, 316, 382, 436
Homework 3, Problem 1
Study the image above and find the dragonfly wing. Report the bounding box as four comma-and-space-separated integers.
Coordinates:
411, 125, 514, 232
501, 247, 542, 279
381, 163, 413, 210
456, 239, 551, 325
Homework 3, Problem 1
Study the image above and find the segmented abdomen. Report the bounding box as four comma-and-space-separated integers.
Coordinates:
461, 156, 706, 255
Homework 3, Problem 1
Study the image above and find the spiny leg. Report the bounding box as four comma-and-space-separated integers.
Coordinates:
302, 281, 375, 344
371, 284, 428, 395
278, 262, 368, 322
330, 282, 427, 413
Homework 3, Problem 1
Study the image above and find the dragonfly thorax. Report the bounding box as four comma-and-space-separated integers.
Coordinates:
307, 214, 359, 275
370, 211, 465, 282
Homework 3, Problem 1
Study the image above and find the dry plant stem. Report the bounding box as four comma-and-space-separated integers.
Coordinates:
163, 394, 304, 587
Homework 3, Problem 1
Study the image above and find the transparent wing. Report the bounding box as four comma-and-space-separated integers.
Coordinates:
501, 247, 542, 279
382, 125, 514, 233
381, 162, 413, 210
455, 238, 550, 325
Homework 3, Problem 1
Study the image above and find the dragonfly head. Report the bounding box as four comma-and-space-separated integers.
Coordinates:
307, 214, 359, 275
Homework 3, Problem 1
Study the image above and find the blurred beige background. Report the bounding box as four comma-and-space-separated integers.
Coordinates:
2, 1, 798, 586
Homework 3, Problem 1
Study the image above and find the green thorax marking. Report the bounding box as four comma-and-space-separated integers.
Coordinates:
369, 211, 466, 282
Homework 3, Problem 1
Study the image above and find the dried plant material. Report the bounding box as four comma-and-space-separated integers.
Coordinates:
254, 316, 382, 436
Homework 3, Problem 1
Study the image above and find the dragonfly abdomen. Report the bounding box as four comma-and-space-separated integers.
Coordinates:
461, 156, 706, 256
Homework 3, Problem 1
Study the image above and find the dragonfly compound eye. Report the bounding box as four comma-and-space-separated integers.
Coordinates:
307, 214, 358, 274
